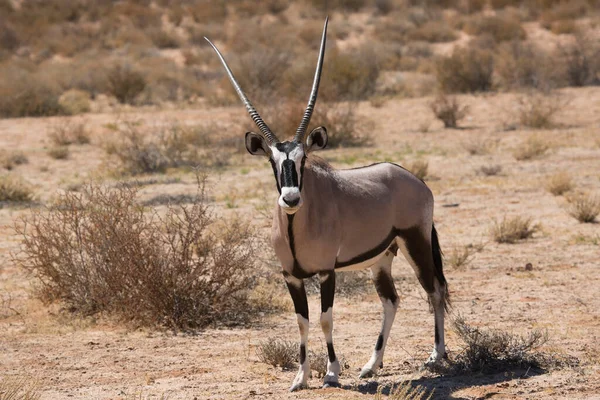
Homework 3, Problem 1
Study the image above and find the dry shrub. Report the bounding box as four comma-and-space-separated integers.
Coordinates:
0, 376, 41, 400
496, 40, 556, 90
374, 382, 432, 400
107, 121, 232, 175
450, 316, 575, 373
58, 89, 90, 115
408, 22, 457, 43
48, 119, 90, 146
463, 137, 496, 155
1, 151, 28, 170
408, 159, 429, 180
517, 92, 566, 129
479, 164, 502, 176
106, 63, 147, 104
559, 33, 600, 87
15, 180, 267, 330
322, 46, 381, 101
566, 193, 600, 223
513, 135, 550, 160
430, 94, 469, 128
447, 246, 474, 269
257, 338, 297, 370
546, 172, 573, 196
146, 28, 180, 49
0, 174, 34, 203
540, 0, 589, 30
375, 0, 394, 14
491, 216, 538, 243
48, 146, 69, 160
464, 14, 526, 42
436, 46, 494, 93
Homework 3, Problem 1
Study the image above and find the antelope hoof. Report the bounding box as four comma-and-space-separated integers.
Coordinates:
322, 381, 340, 389
424, 351, 446, 368
359, 368, 376, 379
289, 382, 307, 392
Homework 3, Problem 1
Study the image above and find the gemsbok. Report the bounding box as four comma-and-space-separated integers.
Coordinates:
206, 17, 449, 391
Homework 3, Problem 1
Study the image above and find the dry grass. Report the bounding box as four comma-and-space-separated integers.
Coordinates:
436, 46, 494, 93
491, 216, 538, 244
408, 22, 457, 43
496, 41, 556, 90
0, 175, 34, 203
374, 382, 432, 400
58, 89, 90, 116
0, 151, 28, 170
546, 172, 573, 196
0, 376, 41, 400
106, 63, 147, 105
463, 14, 526, 42
407, 159, 429, 180
15, 179, 270, 330
566, 193, 600, 223
47, 146, 69, 160
513, 136, 550, 161
478, 164, 502, 176
256, 338, 297, 370
517, 92, 567, 129
430, 94, 469, 128
463, 137, 496, 155
450, 316, 575, 374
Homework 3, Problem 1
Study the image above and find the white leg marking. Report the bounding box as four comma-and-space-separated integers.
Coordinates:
290, 314, 310, 392
426, 280, 446, 366
320, 307, 340, 386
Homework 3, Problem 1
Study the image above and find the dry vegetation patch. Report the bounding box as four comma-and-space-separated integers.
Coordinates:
478, 164, 502, 176
0, 174, 34, 203
430, 94, 469, 128
0, 376, 41, 400
14, 180, 272, 330
566, 193, 600, 223
491, 216, 538, 244
517, 92, 567, 129
513, 136, 550, 161
436, 46, 494, 93
546, 172, 573, 196
0, 150, 28, 170
407, 159, 429, 180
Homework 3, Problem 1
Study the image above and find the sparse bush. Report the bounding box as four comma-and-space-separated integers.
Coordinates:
491, 216, 538, 243
464, 14, 526, 42
58, 89, 91, 115
257, 338, 297, 370
559, 33, 600, 87
15, 180, 266, 329
540, 0, 589, 30
451, 316, 563, 373
464, 137, 496, 155
106, 63, 146, 104
0, 67, 64, 118
448, 246, 474, 269
374, 382, 431, 400
436, 46, 494, 93
322, 46, 381, 101
0, 175, 33, 203
375, 0, 393, 14
496, 40, 556, 90
48, 146, 69, 160
48, 119, 90, 146
546, 172, 573, 196
517, 92, 566, 129
147, 28, 180, 49
479, 164, 502, 176
430, 94, 469, 128
566, 193, 600, 223
513, 135, 550, 160
1, 151, 28, 170
408, 159, 429, 180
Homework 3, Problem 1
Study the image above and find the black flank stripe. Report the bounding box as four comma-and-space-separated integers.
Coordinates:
334, 228, 398, 269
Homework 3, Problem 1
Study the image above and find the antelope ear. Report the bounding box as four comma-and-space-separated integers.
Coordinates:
245, 132, 270, 156
305, 126, 328, 152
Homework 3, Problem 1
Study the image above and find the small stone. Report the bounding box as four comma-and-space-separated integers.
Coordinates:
525, 263, 533, 271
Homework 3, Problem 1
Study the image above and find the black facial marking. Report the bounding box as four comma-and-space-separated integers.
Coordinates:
327, 342, 337, 363
280, 159, 298, 188
375, 334, 384, 351
269, 159, 281, 194
299, 156, 307, 191
275, 141, 298, 153
300, 344, 307, 365
287, 214, 315, 279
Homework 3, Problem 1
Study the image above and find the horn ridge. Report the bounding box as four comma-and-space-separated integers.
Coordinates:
294, 16, 328, 143
204, 37, 279, 144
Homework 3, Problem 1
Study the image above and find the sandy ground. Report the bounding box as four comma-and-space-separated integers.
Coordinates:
1, 87, 600, 399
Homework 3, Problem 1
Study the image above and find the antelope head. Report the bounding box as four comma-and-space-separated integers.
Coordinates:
205, 18, 329, 215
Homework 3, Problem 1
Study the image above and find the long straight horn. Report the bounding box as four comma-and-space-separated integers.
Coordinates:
205, 38, 279, 145
294, 16, 328, 143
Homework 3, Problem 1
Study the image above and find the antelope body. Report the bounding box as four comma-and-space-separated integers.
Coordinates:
206, 18, 449, 391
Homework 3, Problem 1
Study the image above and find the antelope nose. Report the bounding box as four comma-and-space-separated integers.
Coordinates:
283, 197, 300, 207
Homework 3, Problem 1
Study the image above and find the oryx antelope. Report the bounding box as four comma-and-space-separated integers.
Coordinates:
206, 18, 449, 391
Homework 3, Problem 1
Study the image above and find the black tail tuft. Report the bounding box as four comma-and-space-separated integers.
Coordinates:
431, 223, 450, 312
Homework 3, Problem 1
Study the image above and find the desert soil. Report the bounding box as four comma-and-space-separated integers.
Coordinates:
1, 88, 600, 399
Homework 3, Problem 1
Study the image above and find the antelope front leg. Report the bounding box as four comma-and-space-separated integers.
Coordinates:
360, 251, 398, 378
319, 271, 340, 388
284, 273, 310, 392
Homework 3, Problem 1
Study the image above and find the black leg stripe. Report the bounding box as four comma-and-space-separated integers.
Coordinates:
435, 323, 440, 345
374, 271, 398, 305
286, 280, 309, 320
375, 334, 384, 351
300, 344, 306, 365
327, 342, 337, 363
319, 271, 335, 313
